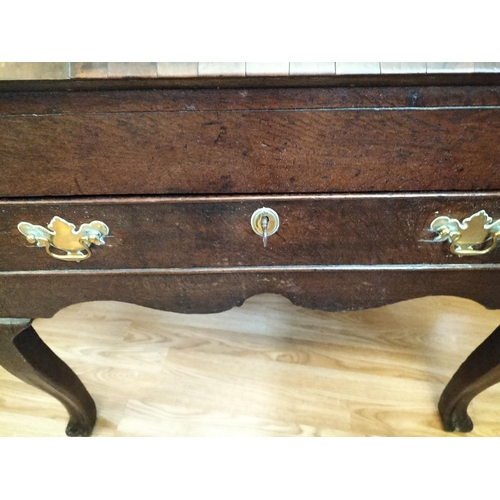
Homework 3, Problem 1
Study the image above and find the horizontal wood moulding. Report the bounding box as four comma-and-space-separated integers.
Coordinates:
0, 73, 499, 93
1, 89, 499, 197
1, 268, 500, 318
1, 86, 500, 115
3, 193, 500, 272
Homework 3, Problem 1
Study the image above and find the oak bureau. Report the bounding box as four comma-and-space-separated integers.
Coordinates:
1, 72, 500, 436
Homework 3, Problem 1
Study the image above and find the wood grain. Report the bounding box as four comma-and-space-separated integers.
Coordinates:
3, 72, 500, 437
3, 268, 500, 318
2, 96, 500, 197
2, 74, 499, 93
0, 320, 96, 436
2, 294, 500, 436
2, 85, 499, 115
4, 194, 500, 272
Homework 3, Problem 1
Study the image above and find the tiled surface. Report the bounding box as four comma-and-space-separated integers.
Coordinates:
427, 62, 475, 73
0, 62, 499, 80
289, 62, 336, 75
70, 62, 108, 78
336, 62, 381, 75
380, 62, 427, 74
157, 62, 198, 77
107, 62, 157, 78
474, 62, 500, 72
0, 62, 69, 80
245, 62, 289, 76
198, 62, 246, 77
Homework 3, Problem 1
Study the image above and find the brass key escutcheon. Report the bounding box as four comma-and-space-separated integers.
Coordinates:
251, 208, 280, 248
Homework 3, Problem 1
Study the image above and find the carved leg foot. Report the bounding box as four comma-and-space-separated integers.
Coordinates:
439, 324, 500, 432
0, 319, 96, 436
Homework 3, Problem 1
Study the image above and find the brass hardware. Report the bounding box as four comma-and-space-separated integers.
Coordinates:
251, 207, 279, 248
18, 216, 109, 262
430, 210, 500, 256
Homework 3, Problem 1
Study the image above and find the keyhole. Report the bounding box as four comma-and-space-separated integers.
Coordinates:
262, 216, 269, 247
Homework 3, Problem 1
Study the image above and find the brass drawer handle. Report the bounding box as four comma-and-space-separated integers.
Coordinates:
251, 207, 279, 248
430, 210, 500, 256
18, 216, 109, 262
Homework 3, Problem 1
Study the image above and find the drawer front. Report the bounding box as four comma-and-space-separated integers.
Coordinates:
2, 194, 500, 272
1, 98, 500, 197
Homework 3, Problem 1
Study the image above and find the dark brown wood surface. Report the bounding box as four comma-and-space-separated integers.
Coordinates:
1, 87, 500, 197
0, 73, 499, 93
439, 323, 500, 432
1, 85, 500, 115
2, 76, 500, 435
1, 267, 500, 318
0, 320, 96, 436
3, 193, 500, 271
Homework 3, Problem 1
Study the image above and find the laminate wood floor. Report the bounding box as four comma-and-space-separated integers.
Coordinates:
1, 294, 500, 437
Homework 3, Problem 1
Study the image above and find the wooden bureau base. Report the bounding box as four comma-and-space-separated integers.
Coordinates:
1, 74, 500, 436
2, 269, 500, 435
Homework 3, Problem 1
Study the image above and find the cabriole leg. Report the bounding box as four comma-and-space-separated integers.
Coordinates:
0, 318, 96, 436
439, 324, 500, 432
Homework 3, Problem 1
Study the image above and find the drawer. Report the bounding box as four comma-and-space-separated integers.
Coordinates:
2, 194, 500, 272
1, 88, 500, 197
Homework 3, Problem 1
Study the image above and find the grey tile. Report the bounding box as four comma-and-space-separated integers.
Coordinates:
107, 63, 158, 78
71, 62, 108, 78
157, 62, 198, 77
381, 62, 426, 74
245, 62, 289, 76
336, 62, 381, 75
0, 62, 70, 80
290, 63, 336, 75
474, 62, 500, 73
198, 63, 245, 77
427, 62, 474, 73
